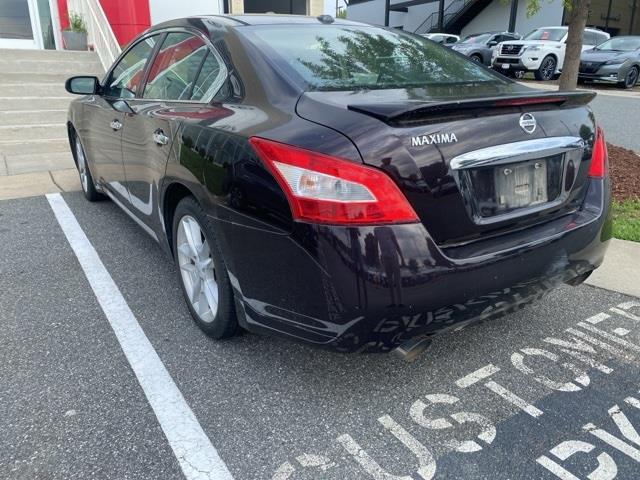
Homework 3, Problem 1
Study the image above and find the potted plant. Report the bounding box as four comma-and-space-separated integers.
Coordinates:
63, 12, 88, 51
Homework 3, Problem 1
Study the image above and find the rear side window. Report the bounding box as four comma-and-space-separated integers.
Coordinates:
143, 33, 208, 101
105, 35, 159, 98
190, 51, 226, 101
243, 25, 502, 91
594, 32, 609, 45
583, 31, 597, 46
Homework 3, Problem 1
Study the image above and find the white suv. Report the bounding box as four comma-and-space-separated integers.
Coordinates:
492, 26, 610, 81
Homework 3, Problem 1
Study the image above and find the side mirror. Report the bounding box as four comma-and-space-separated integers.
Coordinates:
65, 76, 99, 95
488, 40, 498, 47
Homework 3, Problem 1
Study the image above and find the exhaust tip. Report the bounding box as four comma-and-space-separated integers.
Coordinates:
393, 336, 433, 363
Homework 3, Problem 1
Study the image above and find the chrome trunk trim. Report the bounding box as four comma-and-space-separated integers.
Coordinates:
450, 136, 585, 170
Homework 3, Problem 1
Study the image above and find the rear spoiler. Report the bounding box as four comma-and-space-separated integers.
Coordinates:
347, 90, 596, 124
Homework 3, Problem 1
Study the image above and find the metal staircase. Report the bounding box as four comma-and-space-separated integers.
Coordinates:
414, 0, 492, 35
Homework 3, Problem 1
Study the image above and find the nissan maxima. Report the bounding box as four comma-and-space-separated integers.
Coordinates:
579, 36, 640, 89
65, 15, 611, 355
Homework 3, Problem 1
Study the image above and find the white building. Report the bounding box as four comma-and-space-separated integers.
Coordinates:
347, 0, 640, 38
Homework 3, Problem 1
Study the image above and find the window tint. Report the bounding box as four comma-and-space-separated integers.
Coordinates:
105, 36, 158, 98
143, 33, 208, 101
245, 25, 502, 91
190, 51, 225, 101
445, 36, 457, 44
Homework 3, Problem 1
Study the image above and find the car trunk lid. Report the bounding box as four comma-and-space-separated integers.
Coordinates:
296, 86, 597, 248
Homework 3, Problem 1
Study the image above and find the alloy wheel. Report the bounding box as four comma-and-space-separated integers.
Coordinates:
75, 138, 88, 193
176, 215, 218, 323
542, 58, 555, 80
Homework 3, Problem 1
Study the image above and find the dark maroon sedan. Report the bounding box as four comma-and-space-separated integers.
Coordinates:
64, 15, 611, 356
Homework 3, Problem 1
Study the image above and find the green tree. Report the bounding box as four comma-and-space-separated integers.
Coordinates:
525, 0, 591, 90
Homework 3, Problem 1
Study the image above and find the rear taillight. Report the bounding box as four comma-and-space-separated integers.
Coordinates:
588, 127, 608, 178
249, 137, 419, 225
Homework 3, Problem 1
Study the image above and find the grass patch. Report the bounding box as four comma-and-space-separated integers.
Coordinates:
612, 199, 640, 242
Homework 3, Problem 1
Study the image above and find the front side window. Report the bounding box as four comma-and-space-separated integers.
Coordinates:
143, 33, 209, 101
523, 28, 566, 42
243, 25, 502, 91
105, 35, 159, 98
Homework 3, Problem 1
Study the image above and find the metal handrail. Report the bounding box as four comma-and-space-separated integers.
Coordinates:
67, 0, 121, 70
413, 0, 473, 34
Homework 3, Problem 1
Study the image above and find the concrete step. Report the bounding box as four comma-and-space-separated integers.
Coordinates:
1, 83, 72, 97
0, 110, 68, 127
0, 48, 101, 62
0, 138, 69, 156
3, 151, 75, 175
0, 124, 68, 142
0, 97, 72, 111
0, 72, 86, 84
0, 59, 103, 75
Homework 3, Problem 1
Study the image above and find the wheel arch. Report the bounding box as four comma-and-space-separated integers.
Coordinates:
67, 121, 79, 168
161, 181, 199, 256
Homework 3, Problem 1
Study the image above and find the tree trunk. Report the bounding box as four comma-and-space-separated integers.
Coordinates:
558, 0, 592, 90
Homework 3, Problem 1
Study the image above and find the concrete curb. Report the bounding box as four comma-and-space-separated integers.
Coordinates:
586, 238, 640, 298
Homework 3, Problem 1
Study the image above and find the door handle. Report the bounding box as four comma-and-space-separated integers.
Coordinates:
110, 119, 122, 131
153, 129, 169, 146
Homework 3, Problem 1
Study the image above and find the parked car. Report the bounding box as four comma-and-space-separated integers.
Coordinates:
579, 36, 640, 89
421, 33, 459, 45
493, 26, 610, 80
451, 31, 521, 66
65, 15, 611, 355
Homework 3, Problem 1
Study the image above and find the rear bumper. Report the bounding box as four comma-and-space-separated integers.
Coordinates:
220, 178, 611, 353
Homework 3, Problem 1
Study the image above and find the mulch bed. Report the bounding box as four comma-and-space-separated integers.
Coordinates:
608, 143, 640, 201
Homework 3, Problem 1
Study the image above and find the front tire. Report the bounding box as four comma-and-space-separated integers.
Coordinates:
74, 131, 103, 202
470, 54, 482, 64
619, 66, 639, 89
172, 196, 237, 339
534, 55, 556, 81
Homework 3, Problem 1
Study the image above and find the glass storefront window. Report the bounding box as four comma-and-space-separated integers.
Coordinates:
0, 0, 34, 40
36, 0, 55, 49
566, 0, 640, 36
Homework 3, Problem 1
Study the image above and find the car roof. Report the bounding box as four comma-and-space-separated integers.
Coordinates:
150, 14, 365, 31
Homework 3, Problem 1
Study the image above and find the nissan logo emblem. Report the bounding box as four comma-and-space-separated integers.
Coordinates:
519, 113, 537, 134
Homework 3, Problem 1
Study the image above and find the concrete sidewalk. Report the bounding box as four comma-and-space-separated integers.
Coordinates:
0, 169, 80, 200
586, 238, 640, 298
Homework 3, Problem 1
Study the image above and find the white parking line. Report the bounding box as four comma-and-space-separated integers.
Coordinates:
46, 193, 233, 480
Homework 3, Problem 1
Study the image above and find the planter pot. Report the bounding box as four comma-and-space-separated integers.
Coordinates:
63, 31, 88, 51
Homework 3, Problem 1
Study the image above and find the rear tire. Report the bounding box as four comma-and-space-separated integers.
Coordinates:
172, 196, 238, 339
73, 131, 103, 202
534, 56, 556, 81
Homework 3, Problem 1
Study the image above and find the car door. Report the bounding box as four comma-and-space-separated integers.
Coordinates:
82, 36, 159, 205
120, 31, 227, 235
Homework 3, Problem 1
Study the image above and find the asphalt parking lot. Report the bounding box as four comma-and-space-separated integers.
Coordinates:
1, 192, 640, 480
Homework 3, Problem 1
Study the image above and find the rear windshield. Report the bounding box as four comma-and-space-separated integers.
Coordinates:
242, 25, 503, 91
